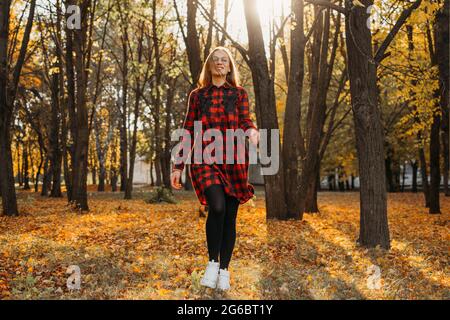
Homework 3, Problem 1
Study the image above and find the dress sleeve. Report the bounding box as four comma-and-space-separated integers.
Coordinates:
173, 90, 199, 172
238, 88, 257, 132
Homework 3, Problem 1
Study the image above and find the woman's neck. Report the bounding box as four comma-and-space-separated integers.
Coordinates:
211, 75, 226, 87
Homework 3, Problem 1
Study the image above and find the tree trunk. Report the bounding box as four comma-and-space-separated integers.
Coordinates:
34, 143, 44, 193
282, 0, 306, 218
65, 0, 76, 202
50, 70, 62, 197
299, 6, 338, 218
426, 1, 446, 214
0, 0, 36, 215
23, 142, 30, 190
150, 158, 154, 186
98, 166, 105, 191
412, 159, 418, 192
435, 0, 449, 196
304, 169, 320, 213
429, 112, 441, 213
119, 17, 129, 193
154, 157, 162, 186
16, 139, 22, 186
345, 1, 389, 249
243, 0, 287, 219
0, 122, 18, 216
385, 148, 395, 192
186, 0, 203, 84
401, 162, 406, 192
111, 135, 118, 192
418, 143, 430, 206
162, 76, 177, 189
71, 0, 90, 211
41, 156, 51, 196
92, 166, 97, 185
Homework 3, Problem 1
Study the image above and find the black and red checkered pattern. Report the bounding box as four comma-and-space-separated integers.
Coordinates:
172, 82, 258, 205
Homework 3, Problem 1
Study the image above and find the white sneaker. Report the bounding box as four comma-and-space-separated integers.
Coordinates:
216, 268, 230, 291
200, 260, 220, 288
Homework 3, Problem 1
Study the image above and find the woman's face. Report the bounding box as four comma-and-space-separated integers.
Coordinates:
209, 50, 231, 77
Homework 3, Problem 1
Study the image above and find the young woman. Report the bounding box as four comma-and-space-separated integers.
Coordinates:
170, 47, 259, 291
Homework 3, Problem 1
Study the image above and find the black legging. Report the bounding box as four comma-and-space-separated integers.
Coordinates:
204, 184, 240, 270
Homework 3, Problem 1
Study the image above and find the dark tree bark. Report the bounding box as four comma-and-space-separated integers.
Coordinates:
344, 0, 389, 248
411, 159, 418, 193
401, 162, 406, 192
16, 138, 22, 186
119, 14, 129, 193
97, 160, 105, 191
91, 164, 97, 185
41, 156, 52, 196
219, 0, 229, 46
385, 146, 396, 192
304, 165, 320, 213
65, 0, 77, 202
203, 0, 216, 63
311, 0, 420, 250
150, 157, 154, 186
110, 135, 118, 192
70, 0, 91, 211
426, 3, 445, 214
282, 0, 306, 218
243, 0, 287, 219
50, 69, 62, 197
55, 0, 67, 198
435, 0, 449, 196
0, 0, 36, 216
23, 142, 30, 190
299, 6, 341, 216
418, 141, 430, 207
278, 5, 290, 84
186, 0, 203, 85
429, 111, 441, 213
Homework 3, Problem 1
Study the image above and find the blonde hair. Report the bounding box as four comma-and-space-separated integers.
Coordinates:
197, 46, 240, 88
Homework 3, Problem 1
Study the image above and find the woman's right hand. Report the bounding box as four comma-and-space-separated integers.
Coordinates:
171, 170, 183, 190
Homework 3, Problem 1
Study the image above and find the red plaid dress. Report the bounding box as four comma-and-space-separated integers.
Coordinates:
172, 82, 258, 205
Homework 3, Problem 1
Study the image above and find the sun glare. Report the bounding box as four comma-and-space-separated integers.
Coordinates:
218, 0, 291, 46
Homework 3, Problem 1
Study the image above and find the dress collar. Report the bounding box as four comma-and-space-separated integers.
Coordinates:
206, 81, 232, 92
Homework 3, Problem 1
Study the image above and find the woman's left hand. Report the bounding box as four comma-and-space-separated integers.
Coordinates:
248, 128, 260, 146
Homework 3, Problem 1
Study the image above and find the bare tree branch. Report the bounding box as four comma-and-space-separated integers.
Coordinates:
196, 0, 251, 65
304, 0, 347, 15
12, 0, 37, 103
374, 0, 422, 63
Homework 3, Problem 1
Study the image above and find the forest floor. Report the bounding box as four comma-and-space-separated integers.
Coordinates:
0, 186, 448, 300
